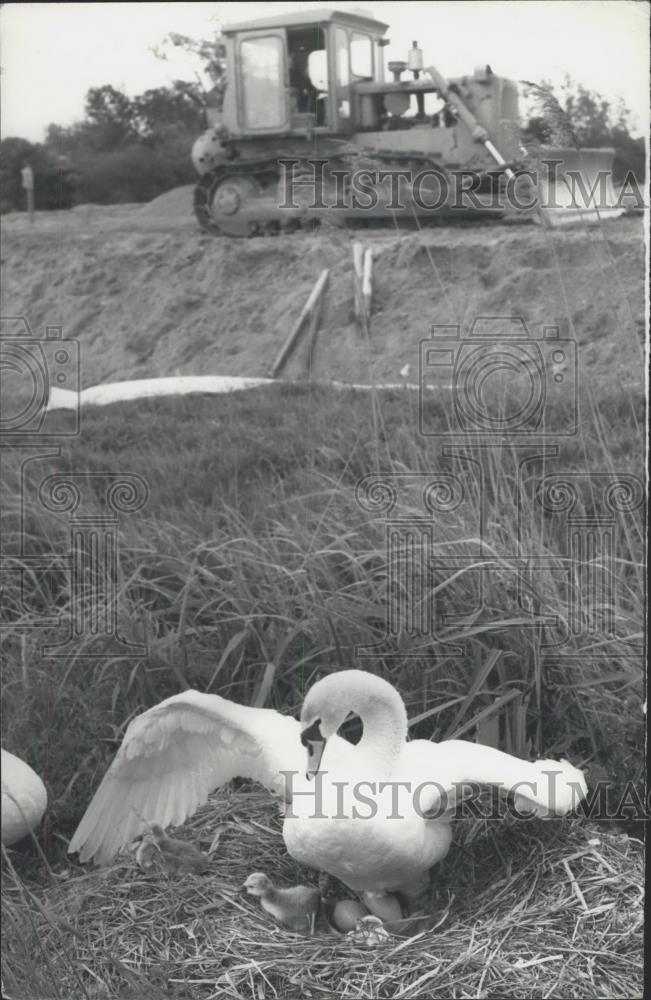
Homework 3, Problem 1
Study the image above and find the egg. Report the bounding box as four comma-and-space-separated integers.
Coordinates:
361, 890, 404, 925
331, 898, 370, 932
1, 749, 47, 845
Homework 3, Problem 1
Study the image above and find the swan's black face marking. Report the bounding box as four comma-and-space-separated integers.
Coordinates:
337, 711, 363, 745
300, 718, 323, 750
301, 718, 326, 779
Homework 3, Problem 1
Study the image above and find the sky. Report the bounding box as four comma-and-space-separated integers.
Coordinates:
1, 1, 649, 142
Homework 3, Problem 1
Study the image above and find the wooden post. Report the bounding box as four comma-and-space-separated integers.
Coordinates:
21, 165, 35, 223
362, 248, 373, 321
305, 297, 322, 379
352, 241, 364, 321
269, 268, 329, 378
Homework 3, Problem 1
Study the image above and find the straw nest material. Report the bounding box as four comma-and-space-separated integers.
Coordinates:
1, 786, 643, 1000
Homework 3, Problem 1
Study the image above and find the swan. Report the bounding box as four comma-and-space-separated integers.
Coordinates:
348, 914, 391, 948
241, 872, 321, 934
68, 670, 587, 909
131, 823, 209, 875
1, 749, 48, 846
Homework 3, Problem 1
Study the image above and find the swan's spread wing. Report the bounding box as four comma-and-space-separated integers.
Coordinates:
68, 690, 301, 864
403, 740, 587, 817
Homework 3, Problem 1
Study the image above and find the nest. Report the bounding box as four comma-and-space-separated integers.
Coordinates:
2, 787, 643, 1000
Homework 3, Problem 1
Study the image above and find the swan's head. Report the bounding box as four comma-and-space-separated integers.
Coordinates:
242, 872, 273, 896
300, 670, 407, 777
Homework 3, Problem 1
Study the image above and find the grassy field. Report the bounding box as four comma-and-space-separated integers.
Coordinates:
1, 371, 645, 998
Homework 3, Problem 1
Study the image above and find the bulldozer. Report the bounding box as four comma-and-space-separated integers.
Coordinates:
191, 7, 622, 236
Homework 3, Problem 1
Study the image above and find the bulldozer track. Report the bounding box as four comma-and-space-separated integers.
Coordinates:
194, 160, 276, 237
193, 153, 512, 238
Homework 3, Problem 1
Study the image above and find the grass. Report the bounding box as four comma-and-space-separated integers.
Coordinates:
1, 171, 647, 1000
1, 377, 645, 999
1, 791, 644, 1000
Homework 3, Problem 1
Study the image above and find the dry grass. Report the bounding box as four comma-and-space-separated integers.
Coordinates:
2, 788, 643, 1000
1, 153, 645, 1000
0, 379, 645, 997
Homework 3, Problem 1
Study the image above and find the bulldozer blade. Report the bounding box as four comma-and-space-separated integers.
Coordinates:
535, 148, 625, 227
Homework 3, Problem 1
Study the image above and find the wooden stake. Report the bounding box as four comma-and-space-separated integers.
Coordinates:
305, 294, 322, 378
352, 241, 364, 321
269, 268, 329, 378
362, 247, 373, 321
21, 164, 35, 223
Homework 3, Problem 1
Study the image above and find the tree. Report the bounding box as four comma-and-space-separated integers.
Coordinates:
44, 89, 140, 158
151, 31, 227, 116
45, 81, 204, 154
522, 76, 645, 184
132, 82, 206, 143
69, 143, 194, 205
40, 79, 201, 205
83, 85, 141, 150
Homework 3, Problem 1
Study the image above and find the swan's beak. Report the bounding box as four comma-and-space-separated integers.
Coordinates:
301, 719, 326, 780
305, 739, 326, 780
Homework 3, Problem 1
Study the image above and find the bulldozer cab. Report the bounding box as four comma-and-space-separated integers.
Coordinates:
221, 8, 388, 136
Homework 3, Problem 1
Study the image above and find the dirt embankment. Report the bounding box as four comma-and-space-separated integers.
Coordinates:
1, 188, 645, 390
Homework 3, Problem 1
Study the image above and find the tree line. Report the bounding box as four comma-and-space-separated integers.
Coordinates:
1, 80, 208, 212
0, 32, 223, 212
0, 35, 644, 213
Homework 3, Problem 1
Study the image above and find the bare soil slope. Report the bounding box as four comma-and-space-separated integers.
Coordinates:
1, 189, 644, 390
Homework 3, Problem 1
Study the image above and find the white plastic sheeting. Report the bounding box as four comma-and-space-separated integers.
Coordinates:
47, 375, 275, 410
47, 375, 428, 411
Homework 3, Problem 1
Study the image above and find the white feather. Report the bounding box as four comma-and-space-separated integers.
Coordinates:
69, 672, 588, 901
68, 691, 300, 864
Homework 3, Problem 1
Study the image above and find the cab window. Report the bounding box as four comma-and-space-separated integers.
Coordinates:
240, 36, 286, 128
334, 27, 350, 118
351, 32, 373, 79
287, 26, 328, 125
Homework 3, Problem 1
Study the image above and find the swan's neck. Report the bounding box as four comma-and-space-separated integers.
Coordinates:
355, 694, 408, 775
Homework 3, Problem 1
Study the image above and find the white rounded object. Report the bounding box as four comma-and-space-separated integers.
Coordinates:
1, 749, 47, 845
191, 129, 225, 176
332, 898, 369, 932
